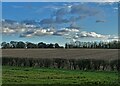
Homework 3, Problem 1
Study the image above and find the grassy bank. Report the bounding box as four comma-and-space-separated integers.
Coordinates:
2, 66, 119, 86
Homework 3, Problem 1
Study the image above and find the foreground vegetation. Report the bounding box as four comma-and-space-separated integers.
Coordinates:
2, 66, 119, 86
2, 57, 120, 71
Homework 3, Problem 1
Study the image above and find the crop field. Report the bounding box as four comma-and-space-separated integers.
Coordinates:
2, 49, 119, 71
2, 49, 119, 60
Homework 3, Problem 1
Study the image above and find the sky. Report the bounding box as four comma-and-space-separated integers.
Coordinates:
2, 2, 118, 46
2, 0, 119, 2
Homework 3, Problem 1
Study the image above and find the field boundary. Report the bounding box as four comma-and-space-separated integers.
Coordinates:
2, 57, 120, 71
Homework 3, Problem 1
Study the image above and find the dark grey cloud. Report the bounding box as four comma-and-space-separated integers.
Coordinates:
40, 18, 55, 25
40, 4, 100, 25
21, 20, 38, 25
55, 16, 69, 24
69, 15, 86, 22
40, 16, 69, 25
96, 20, 106, 23
2, 19, 17, 25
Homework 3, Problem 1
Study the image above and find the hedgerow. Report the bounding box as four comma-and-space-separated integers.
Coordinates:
2, 57, 120, 71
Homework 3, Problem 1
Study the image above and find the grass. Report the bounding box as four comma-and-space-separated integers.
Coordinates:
2, 66, 119, 86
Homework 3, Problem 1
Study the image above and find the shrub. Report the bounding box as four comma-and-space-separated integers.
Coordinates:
2, 57, 119, 71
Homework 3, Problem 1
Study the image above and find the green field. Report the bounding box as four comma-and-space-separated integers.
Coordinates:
2, 66, 119, 86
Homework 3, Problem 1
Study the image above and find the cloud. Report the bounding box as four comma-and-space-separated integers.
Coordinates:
2, 19, 35, 34
40, 3, 101, 25
2, 27, 27, 35
20, 33, 33, 37
34, 29, 54, 36
113, 7, 118, 10
21, 20, 38, 25
40, 18, 55, 25
101, 0, 118, 2
53, 28, 79, 36
2, 27, 16, 34
79, 31, 108, 38
2, 19, 118, 42
52, 28, 111, 42
96, 20, 106, 23
108, 36, 119, 41
69, 15, 86, 22
2, 19, 17, 25
61, 30, 112, 42
20, 28, 55, 37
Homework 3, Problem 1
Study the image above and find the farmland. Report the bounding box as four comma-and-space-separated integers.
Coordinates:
2, 66, 119, 86
2, 49, 119, 71
2, 49, 119, 85
2, 49, 118, 60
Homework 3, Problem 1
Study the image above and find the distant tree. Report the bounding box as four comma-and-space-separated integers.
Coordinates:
1, 42, 10, 49
26, 42, 37, 48
10, 41, 18, 48
59, 46, 64, 48
38, 42, 46, 48
65, 43, 68, 49
47, 43, 54, 48
55, 43, 60, 48
1, 42, 6, 49
1, 40, 120, 49
118, 41, 120, 49
16, 41, 26, 48
65, 41, 120, 49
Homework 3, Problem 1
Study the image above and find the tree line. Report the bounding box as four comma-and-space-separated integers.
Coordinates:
1, 41, 64, 49
1, 40, 120, 49
65, 41, 120, 49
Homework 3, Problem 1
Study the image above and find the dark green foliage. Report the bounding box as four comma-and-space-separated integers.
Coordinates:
26, 42, 37, 48
1, 41, 64, 49
2, 57, 119, 71
1, 40, 120, 49
1, 42, 11, 49
55, 43, 60, 48
65, 41, 120, 49
38, 42, 47, 48
16, 41, 26, 48
46, 43, 54, 48
110, 60, 120, 71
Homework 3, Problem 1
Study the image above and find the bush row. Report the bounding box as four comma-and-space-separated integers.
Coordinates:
2, 57, 120, 71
